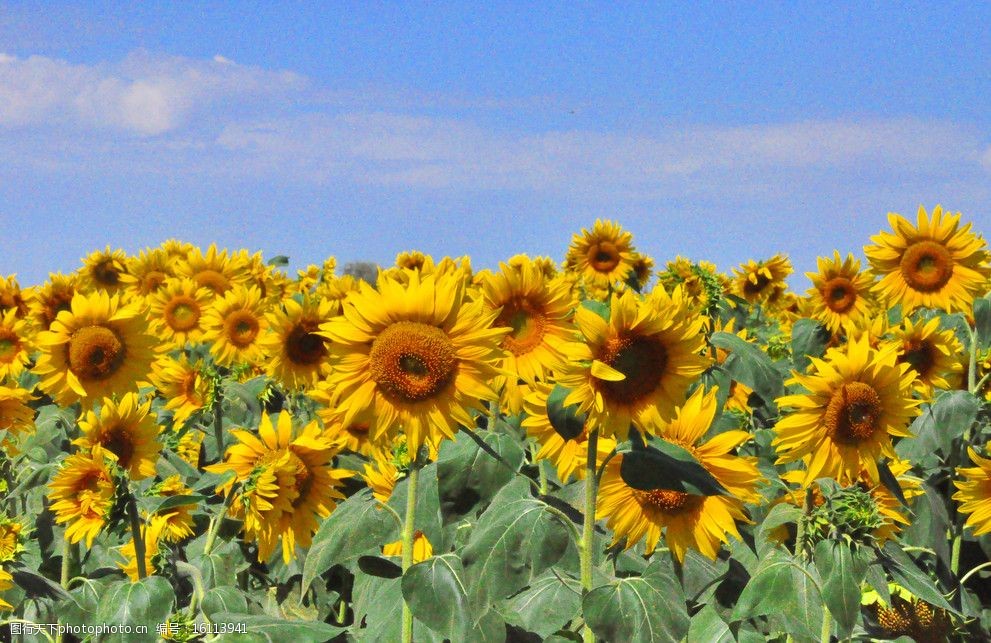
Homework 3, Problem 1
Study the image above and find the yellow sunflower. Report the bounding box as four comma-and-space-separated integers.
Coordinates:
174, 243, 248, 297
262, 295, 337, 390
201, 285, 269, 367
120, 248, 173, 297
0, 515, 26, 563
556, 287, 709, 440
48, 451, 117, 547
363, 453, 399, 503
74, 393, 162, 481
204, 411, 351, 563
0, 275, 28, 319
564, 219, 637, 290
315, 274, 363, 308
507, 254, 558, 280
77, 246, 128, 294
597, 386, 761, 562
0, 569, 13, 611
732, 254, 792, 304
953, 444, 991, 537
0, 385, 34, 447
521, 383, 607, 483
658, 256, 726, 314
148, 475, 197, 543
865, 204, 991, 314
316, 402, 377, 456
27, 272, 77, 331
805, 251, 875, 334
33, 291, 156, 407
0, 309, 31, 382
478, 258, 573, 414
773, 334, 919, 484
146, 278, 213, 348
176, 430, 203, 468
118, 517, 166, 581
318, 270, 507, 455
383, 531, 433, 563
888, 316, 962, 397
150, 354, 211, 428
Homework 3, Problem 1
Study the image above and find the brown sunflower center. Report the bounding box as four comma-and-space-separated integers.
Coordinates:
369, 321, 457, 403
67, 325, 125, 380
164, 296, 201, 332
823, 381, 883, 444
595, 334, 668, 405
588, 241, 621, 272
899, 240, 954, 293
101, 424, 136, 470
899, 339, 937, 379
822, 277, 856, 313
180, 371, 203, 403
498, 298, 547, 356
0, 331, 19, 362
41, 293, 73, 328
285, 321, 327, 365
194, 270, 231, 295
141, 270, 168, 294
285, 450, 313, 507
633, 487, 693, 511
93, 259, 121, 287
346, 422, 370, 437
743, 274, 771, 297
224, 310, 260, 347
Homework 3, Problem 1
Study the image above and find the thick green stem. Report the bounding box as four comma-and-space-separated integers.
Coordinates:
203, 486, 237, 557
951, 530, 963, 577
795, 487, 814, 559
820, 607, 832, 642
212, 388, 225, 462
581, 428, 600, 643
968, 326, 979, 394
126, 494, 147, 579
56, 539, 76, 643
401, 455, 422, 643
177, 561, 205, 615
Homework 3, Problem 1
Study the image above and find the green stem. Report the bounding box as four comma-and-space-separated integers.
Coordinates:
820, 607, 832, 642
203, 485, 237, 556
177, 561, 205, 615
56, 539, 76, 643
795, 487, 814, 559
951, 529, 963, 577
968, 326, 979, 394
401, 455, 422, 643
959, 560, 991, 587
581, 428, 600, 643
126, 494, 147, 579
212, 388, 225, 462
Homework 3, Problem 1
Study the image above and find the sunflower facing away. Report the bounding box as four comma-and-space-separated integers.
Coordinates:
201, 285, 270, 367
773, 334, 919, 484
119, 517, 167, 582
262, 295, 338, 390
865, 204, 991, 314
48, 451, 117, 547
33, 291, 157, 407
147, 277, 213, 348
805, 251, 875, 334
564, 220, 637, 290
205, 411, 352, 563
148, 474, 197, 543
318, 269, 507, 455
73, 393, 163, 481
556, 287, 709, 440
0, 386, 34, 447
597, 386, 761, 562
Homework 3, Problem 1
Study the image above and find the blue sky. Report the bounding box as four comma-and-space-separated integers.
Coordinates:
2, 2, 990, 287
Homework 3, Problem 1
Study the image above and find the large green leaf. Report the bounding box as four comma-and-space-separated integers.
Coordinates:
620, 430, 727, 496
687, 605, 735, 643
732, 550, 824, 640
814, 541, 869, 638
94, 576, 175, 643
879, 541, 956, 614
546, 385, 586, 441
437, 429, 525, 523
897, 390, 980, 459
506, 569, 582, 637
401, 553, 472, 640
790, 318, 830, 372
200, 587, 249, 620
187, 538, 247, 588
352, 573, 445, 643
582, 572, 689, 643
710, 331, 786, 403
461, 478, 571, 612
301, 488, 397, 593
206, 614, 343, 642
975, 295, 991, 350
387, 463, 444, 548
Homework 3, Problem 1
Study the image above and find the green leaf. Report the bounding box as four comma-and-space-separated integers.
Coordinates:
583, 573, 689, 643
94, 576, 175, 643
437, 429, 525, 523
207, 613, 343, 642
301, 488, 397, 593
387, 463, 443, 548
897, 390, 980, 459
620, 430, 727, 496
9, 563, 71, 601
687, 605, 735, 643
710, 331, 785, 403
352, 573, 446, 643
876, 460, 909, 508
200, 587, 249, 620
814, 541, 868, 638
790, 318, 830, 371
506, 569, 582, 637
401, 554, 472, 640
901, 482, 951, 566
546, 385, 586, 440
879, 541, 957, 614
756, 502, 802, 557
149, 494, 207, 515
267, 254, 290, 267
61, 577, 111, 627
581, 299, 610, 321
188, 538, 247, 588
358, 555, 402, 579
461, 478, 571, 613
732, 550, 824, 640
975, 295, 991, 350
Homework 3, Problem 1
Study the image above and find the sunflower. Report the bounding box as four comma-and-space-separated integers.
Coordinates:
0, 569, 12, 611
732, 254, 792, 304
317, 402, 377, 456
150, 355, 210, 429
0, 515, 26, 563
773, 334, 919, 484
0, 309, 31, 382
201, 285, 269, 367
658, 257, 726, 315
865, 204, 991, 314
556, 287, 709, 440
48, 451, 117, 547
33, 291, 156, 407
27, 272, 77, 331
507, 254, 558, 280
204, 411, 352, 563
953, 445, 991, 536
315, 274, 363, 308
77, 246, 128, 294
888, 316, 962, 397
74, 393, 162, 481
262, 295, 337, 390
120, 248, 173, 297
0, 275, 28, 319
805, 251, 875, 334
0, 386, 34, 446
564, 220, 637, 291
176, 430, 203, 468
478, 258, 573, 414
174, 243, 248, 297
866, 588, 951, 643
148, 475, 196, 543
118, 517, 166, 582
318, 270, 507, 455
597, 386, 761, 562
146, 278, 212, 348
383, 531, 433, 563
363, 454, 399, 503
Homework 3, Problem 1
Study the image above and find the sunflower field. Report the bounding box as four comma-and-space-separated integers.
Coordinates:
1, 206, 991, 642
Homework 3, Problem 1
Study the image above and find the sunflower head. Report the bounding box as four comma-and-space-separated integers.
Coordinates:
175, 243, 248, 297
28, 272, 77, 331
0, 309, 32, 382
201, 285, 269, 367
0, 515, 27, 563
262, 295, 337, 390
732, 254, 792, 304
120, 247, 173, 296
48, 451, 119, 547
74, 393, 162, 481
78, 247, 128, 294
805, 251, 875, 334
888, 316, 962, 397
564, 220, 637, 291
151, 354, 211, 429
0, 276, 28, 319
867, 588, 952, 643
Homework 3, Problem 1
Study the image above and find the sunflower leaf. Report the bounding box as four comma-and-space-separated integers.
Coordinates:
149, 493, 207, 515
546, 385, 586, 441
814, 540, 869, 638
710, 331, 786, 403
580, 299, 610, 321
621, 429, 727, 496
506, 568, 582, 637
582, 567, 689, 643
878, 541, 958, 615
732, 550, 824, 640
401, 553, 473, 640
876, 460, 909, 508
94, 576, 176, 643
790, 319, 830, 372
974, 295, 991, 349
202, 614, 344, 642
